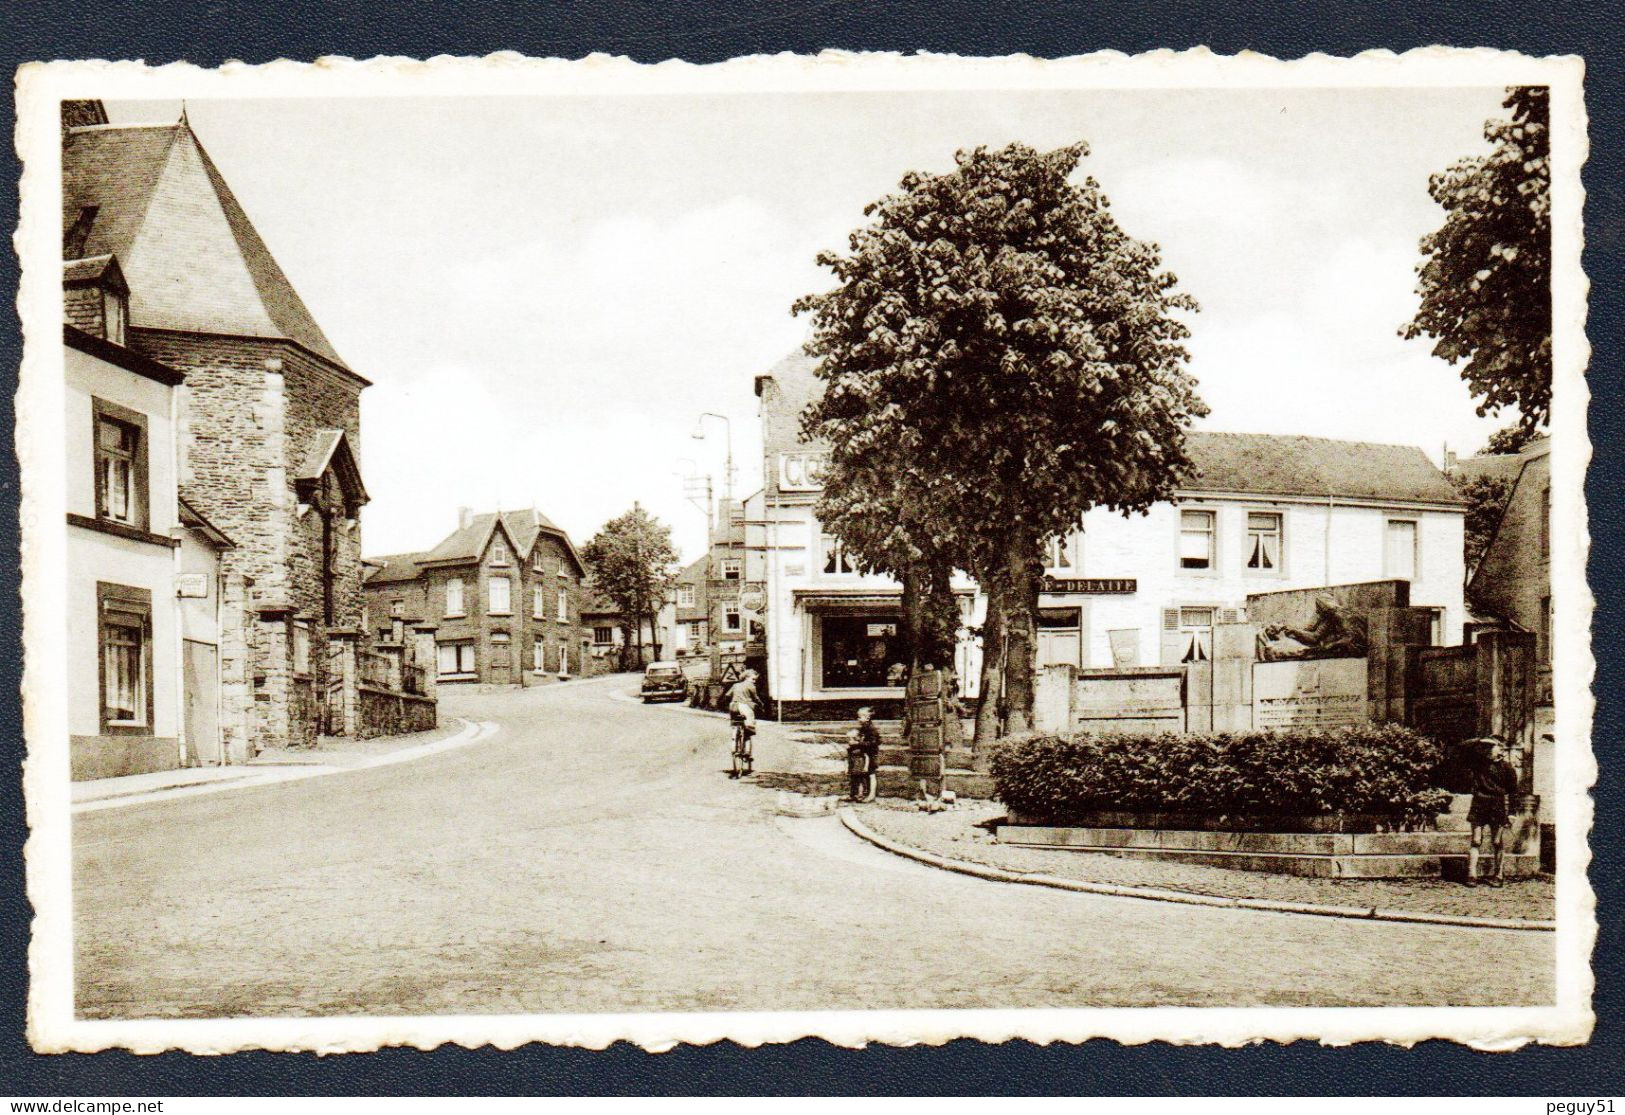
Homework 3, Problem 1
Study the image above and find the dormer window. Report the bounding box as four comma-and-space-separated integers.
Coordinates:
490, 539, 509, 565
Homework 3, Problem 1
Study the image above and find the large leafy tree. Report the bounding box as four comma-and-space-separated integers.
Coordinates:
796, 141, 1206, 731
1452, 472, 1514, 578
1403, 86, 1551, 434
582, 503, 679, 669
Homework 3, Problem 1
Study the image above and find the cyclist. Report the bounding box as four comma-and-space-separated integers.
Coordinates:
726, 669, 760, 777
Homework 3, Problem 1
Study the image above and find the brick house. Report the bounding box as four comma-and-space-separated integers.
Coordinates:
63, 101, 371, 751
364, 509, 587, 685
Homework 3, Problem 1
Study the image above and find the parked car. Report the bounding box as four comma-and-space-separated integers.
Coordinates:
640, 661, 687, 703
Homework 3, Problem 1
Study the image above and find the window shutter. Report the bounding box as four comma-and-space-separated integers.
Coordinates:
1159, 610, 1184, 667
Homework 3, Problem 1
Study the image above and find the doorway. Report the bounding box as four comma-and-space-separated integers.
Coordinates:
183, 638, 221, 765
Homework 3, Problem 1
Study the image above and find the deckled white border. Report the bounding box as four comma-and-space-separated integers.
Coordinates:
15, 47, 1594, 1054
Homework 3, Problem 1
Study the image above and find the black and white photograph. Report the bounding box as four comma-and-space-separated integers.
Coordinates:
15, 49, 1592, 1053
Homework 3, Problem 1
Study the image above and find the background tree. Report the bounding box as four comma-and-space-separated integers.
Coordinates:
1480, 421, 1538, 456
582, 503, 679, 669
1403, 86, 1551, 434
1452, 472, 1514, 583
797, 141, 1206, 732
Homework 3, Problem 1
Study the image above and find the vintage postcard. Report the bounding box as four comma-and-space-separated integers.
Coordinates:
15, 48, 1593, 1054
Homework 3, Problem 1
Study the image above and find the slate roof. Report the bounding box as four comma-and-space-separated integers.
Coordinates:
579, 584, 621, 617
418, 508, 583, 575
1181, 432, 1463, 506
364, 552, 428, 586
62, 121, 357, 377
1451, 436, 1551, 487
295, 428, 369, 506
63, 254, 127, 290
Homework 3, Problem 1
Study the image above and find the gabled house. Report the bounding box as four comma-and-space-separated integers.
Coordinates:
63, 100, 371, 751
364, 508, 587, 686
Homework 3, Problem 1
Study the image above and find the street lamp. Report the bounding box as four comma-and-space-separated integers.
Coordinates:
692, 412, 734, 510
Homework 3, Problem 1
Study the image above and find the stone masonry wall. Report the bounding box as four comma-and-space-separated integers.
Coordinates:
65, 286, 105, 336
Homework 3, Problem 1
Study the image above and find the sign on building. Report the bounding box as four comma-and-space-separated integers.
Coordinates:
778, 451, 830, 492
1252, 658, 1368, 730
1042, 577, 1138, 594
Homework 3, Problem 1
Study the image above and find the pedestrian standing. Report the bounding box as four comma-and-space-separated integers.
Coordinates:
1465, 735, 1520, 887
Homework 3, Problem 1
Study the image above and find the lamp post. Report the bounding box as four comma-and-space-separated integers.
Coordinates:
692, 412, 734, 512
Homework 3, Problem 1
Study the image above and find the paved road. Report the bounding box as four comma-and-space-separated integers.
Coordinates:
74, 675, 1553, 1018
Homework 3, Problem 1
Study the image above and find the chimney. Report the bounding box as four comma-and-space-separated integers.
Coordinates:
458, 506, 474, 530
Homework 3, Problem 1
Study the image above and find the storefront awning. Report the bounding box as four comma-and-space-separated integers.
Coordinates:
792, 590, 902, 613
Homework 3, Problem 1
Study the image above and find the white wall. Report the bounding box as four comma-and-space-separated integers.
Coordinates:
1053, 497, 1465, 668
65, 347, 181, 743
756, 485, 1466, 701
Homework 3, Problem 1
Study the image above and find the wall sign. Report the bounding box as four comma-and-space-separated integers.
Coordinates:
175, 572, 210, 599
778, 451, 830, 492
1042, 577, 1137, 595
1253, 658, 1368, 730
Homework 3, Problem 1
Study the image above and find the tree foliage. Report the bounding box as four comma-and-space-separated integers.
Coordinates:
796, 141, 1206, 729
581, 503, 678, 667
1480, 421, 1539, 456
1452, 471, 1514, 580
1403, 86, 1551, 433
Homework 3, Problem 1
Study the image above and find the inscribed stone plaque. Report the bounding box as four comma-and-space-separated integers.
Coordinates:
1252, 658, 1368, 730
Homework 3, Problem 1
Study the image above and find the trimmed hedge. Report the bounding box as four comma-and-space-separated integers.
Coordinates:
991, 724, 1453, 827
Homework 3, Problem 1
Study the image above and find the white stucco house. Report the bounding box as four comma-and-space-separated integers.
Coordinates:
749, 350, 1467, 721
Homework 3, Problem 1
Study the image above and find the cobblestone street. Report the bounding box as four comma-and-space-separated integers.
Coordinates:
73, 675, 1554, 1019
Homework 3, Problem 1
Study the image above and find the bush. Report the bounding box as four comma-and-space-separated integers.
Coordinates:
990, 724, 1453, 827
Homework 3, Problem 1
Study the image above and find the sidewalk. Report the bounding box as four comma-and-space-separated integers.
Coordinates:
847, 799, 1556, 929
73, 717, 491, 812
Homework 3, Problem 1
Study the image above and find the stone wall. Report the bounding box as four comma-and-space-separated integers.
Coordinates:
65, 285, 105, 336
359, 686, 437, 738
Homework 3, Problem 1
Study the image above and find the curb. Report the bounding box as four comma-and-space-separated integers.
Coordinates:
837, 807, 1554, 933
73, 718, 497, 813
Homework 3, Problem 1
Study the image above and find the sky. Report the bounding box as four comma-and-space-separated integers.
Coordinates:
109, 86, 1514, 563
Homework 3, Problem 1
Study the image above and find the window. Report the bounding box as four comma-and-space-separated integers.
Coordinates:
533, 637, 545, 671
490, 539, 509, 565
821, 535, 856, 575
820, 614, 901, 689
1245, 512, 1282, 573
389, 598, 404, 617
437, 641, 476, 676
104, 288, 127, 346
533, 584, 544, 618
489, 575, 512, 615
1385, 519, 1418, 580
94, 406, 143, 527
1179, 509, 1215, 570
532, 550, 544, 572
1176, 606, 1215, 663
1540, 484, 1551, 559
1045, 533, 1075, 571
677, 584, 696, 608
593, 626, 614, 646
688, 620, 703, 644
291, 620, 311, 675
721, 558, 741, 581
98, 584, 150, 730
444, 577, 465, 617
1540, 596, 1551, 666
558, 642, 570, 674
724, 604, 741, 633
557, 587, 569, 621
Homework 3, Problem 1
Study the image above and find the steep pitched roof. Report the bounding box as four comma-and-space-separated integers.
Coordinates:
294, 428, 368, 508
178, 493, 234, 548
1181, 432, 1462, 506
62, 121, 359, 377
418, 508, 584, 575
364, 552, 428, 585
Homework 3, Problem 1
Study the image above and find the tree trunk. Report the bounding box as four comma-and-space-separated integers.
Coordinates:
973, 577, 1004, 747
920, 558, 960, 671
999, 531, 1043, 735
899, 566, 922, 671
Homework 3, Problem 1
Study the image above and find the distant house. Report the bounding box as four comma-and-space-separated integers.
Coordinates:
64, 100, 371, 751
751, 349, 1468, 719
580, 583, 673, 670
1463, 436, 1553, 703
364, 508, 586, 685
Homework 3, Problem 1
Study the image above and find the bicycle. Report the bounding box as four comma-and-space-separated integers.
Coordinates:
730, 713, 755, 779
